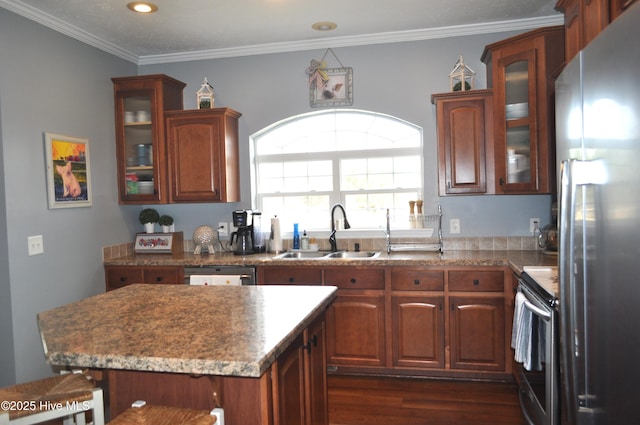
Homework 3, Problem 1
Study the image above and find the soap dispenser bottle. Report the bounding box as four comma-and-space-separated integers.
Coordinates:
293, 223, 300, 250
301, 230, 310, 250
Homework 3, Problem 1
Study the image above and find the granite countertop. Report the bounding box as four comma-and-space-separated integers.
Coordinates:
104, 250, 557, 273
38, 284, 337, 378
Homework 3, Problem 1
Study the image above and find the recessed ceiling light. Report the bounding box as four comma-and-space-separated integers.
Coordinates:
312, 22, 337, 31
127, 2, 158, 13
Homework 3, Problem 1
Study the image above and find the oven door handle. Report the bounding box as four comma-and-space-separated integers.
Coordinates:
522, 297, 551, 321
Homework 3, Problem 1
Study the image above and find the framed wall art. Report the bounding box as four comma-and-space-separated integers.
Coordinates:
44, 133, 93, 209
309, 67, 353, 108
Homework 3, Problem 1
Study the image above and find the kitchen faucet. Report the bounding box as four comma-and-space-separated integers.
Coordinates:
329, 203, 351, 252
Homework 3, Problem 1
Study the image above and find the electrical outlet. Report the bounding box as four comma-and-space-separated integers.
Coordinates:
28, 235, 44, 256
217, 222, 228, 237
530, 218, 541, 234
449, 218, 460, 234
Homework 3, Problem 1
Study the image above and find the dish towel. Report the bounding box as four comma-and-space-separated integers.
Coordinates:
512, 291, 536, 370
189, 275, 242, 286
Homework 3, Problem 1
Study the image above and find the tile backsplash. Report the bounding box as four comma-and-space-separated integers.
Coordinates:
103, 236, 540, 261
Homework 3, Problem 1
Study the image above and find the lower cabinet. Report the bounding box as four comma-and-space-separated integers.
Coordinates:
258, 264, 513, 380
391, 295, 445, 369
104, 265, 184, 291
449, 296, 506, 371
326, 294, 386, 367
273, 315, 328, 425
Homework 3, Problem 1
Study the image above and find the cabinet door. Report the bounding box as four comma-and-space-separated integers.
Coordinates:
274, 334, 306, 425
494, 47, 540, 193
433, 90, 493, 195
449, 296, 505, 371
166, 109, 240, 203
326, 294, 385, 367
557, 0, 582, 61
259, 267, 323, 285
105, 266, 143, 291
304, 317, 328, 425
392, 296, 445, 368
112, 75, 185, 204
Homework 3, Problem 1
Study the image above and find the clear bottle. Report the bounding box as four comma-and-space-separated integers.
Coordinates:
301, 230, 310, 250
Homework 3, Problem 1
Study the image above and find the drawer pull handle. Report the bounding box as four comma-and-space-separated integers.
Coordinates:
473, 279, 480, 286
414, 279, 420, 285
350, 278, 357, 284
155, 277, 162, 282
120, 277, 126, 282
288, 277, 295, 283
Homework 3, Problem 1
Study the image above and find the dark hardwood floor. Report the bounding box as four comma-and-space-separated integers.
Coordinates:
328, 375, 524, 425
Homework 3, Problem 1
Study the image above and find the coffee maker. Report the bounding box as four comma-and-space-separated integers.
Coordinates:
230, 210, 266, 255
230, 210, 254, 255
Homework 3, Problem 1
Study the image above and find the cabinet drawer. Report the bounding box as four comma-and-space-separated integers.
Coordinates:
391, 269, 444, 291
448, 270, 504, 292
143, 267, 183, 284
261, 267, 323, 285
324, 268, 384, 290
105, 267, 143, 291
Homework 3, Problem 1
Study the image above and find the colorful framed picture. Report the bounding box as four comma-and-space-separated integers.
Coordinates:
310, 67, 353, 108
44, 133, 92, 209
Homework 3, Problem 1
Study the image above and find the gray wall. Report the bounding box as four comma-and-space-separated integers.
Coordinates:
0, 8, 553, 385
0, 8, 137, 385
141, 37, 552, 238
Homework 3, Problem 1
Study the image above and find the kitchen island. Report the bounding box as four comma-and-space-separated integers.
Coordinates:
38, 284, 337, 424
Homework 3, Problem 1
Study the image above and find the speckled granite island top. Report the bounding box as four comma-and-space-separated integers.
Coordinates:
38, 284, 337, 377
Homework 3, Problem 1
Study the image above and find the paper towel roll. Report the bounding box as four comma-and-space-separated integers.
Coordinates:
270, 216, 283, 252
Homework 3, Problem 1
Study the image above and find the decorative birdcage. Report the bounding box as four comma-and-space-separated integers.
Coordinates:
196, 77, 215, 109
449, 55, 475, 92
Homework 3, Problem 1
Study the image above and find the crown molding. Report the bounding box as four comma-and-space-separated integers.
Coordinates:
0, 0, 563, 66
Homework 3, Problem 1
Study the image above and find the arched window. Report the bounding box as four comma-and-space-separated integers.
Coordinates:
251, 109, 423, 231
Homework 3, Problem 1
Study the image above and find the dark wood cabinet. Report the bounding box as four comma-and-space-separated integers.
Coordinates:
556, 0, 637, 63
449, 296, 506, 371
481, 26, 564, 195
105, 265, 183, 291
326, 294, 386, 367
165, 108, 241, 203
391, 295, 445, 369
273, 315, 329, 425
274, 334, 306, 425
257, 264, 513, 380
112, 74, 185, 204
432, 90, 494, 195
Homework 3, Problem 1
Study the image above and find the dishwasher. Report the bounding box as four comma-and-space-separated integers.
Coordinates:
184, 265, 256, 286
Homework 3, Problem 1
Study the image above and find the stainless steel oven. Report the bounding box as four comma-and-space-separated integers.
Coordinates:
514, 270, 559, 425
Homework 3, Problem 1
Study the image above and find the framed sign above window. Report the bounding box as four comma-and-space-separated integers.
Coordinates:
309, 67, 353, 108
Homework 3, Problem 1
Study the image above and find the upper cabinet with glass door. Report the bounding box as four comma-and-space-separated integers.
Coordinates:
112, 74, 185, 204
481, 26, 564, 195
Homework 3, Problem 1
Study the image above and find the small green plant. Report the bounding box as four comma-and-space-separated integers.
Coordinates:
158, 214, 174, 226
138, 208, 159, 224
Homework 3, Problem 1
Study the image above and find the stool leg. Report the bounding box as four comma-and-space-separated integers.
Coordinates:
91, 387, 105, 425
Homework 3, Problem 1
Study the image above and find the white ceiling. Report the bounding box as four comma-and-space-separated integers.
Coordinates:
0, 0, 563, 64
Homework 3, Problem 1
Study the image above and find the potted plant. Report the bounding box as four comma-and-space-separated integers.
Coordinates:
139, 208, 159, 233
158, 214, 174, 233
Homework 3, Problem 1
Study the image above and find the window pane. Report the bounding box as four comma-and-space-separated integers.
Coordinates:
253, 110, 423, 229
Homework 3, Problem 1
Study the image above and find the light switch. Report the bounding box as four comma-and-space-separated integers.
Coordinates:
28, 235, 44, 256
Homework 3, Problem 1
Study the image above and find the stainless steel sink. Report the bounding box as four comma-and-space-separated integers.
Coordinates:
273, 251, 381, 260
323, 251, 380, 259
273, 251, 328, 259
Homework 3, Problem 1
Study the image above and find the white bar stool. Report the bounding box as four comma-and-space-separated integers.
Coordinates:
0, 372, 104, 425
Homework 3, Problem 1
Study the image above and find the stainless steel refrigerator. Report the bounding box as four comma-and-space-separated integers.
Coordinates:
555, 3, 640, 424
